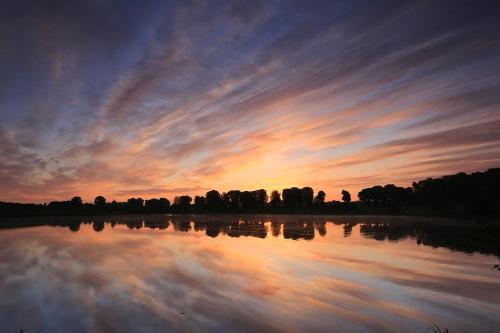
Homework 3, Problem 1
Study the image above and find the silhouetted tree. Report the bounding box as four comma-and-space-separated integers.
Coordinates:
302, 187, 314, 208
145, 198, 170, 212
127, 197, 144, 211
226, 190, 241, 210
383, 184, 411, 207
240, 191, 257, 210
341, 190, 351, 203
174, 195, 192, 212
313, 190, 326, 207
70, 196, 83, 208
282, 187, 303, 210
206, 190, 223, 211
358, 185, 385, 208
255, 189, 268, 209
94, 196, 106, 209
221, 192, 230, 209
411, 169, 500, 213
358, 184, 412, 209
193, 196, 206, 211
2, 168, 499, 217
109, 200, 121, 211
159, 197, 170, 209
269, 190, 282, 208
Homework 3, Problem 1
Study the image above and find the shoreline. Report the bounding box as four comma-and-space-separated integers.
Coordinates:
0, 211, 497, 225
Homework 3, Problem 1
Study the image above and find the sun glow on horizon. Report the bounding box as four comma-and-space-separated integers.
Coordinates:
1, 1, 500, 203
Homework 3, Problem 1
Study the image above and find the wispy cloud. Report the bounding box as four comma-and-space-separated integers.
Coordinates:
1, 0, 500, 202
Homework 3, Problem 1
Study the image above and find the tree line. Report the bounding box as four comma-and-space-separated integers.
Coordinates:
358, 168, 499, 215
0, 168, 498, 217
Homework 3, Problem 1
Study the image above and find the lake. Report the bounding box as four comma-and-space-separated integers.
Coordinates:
0, 214, 499, 333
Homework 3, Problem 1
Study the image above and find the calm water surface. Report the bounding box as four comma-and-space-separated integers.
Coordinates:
0, 215, 499, 333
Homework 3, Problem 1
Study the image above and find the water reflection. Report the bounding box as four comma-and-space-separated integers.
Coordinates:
2, 214, 498, 257
0, 215, 499, 333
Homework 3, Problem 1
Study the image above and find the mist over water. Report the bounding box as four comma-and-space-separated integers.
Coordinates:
0, 215, 498, 333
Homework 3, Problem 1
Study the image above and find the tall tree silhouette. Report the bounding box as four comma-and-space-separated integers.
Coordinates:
240, 191, 256, 210
255, 189, 268, 209
226, 190, 242, 210
302, 187, 314, 208
193, 196, 206, 211
270, 190, 282, 208
94, 196, 106, 209
283, 187, 303, 209
127, 198, 144, 211
145, 198, 170, 212
206, 190, 223, 211
314, 190, 326, 207
174, 195, 192, 212
341, 190, 351, 203
71, 196, 83, 207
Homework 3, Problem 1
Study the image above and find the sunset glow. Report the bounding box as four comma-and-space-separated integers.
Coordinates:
1, 1, 500, 203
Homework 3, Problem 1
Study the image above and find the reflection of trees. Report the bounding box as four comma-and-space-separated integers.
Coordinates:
93, 220, 105, 232
144, 216, 170, 230
283, 222, 314, 240
227, 221, 267, 238
204, 220, 232, 238
197, 217, 321, 240
314, 221, 327, 237
126, 219, 143, 230
194, 220, 207, 232
343, 223, 354, 237
192, 217, 321, 240
68, 221, 81, 232
206, 222, 221, 238
359, 221, 500, 257
271, 222, 281, 237
360, 223, 414, 241
6, 215, 499, 258
172, 217, 191, 232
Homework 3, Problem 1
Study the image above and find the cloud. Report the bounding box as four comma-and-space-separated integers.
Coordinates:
1, 1, 500, 202
379, 120, 500, 151
113, 186, 210, 197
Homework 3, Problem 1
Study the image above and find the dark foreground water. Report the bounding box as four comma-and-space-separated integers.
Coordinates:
0, 215, 499, 333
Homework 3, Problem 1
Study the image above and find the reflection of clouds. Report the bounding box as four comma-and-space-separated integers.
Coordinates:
0, 218, 499, 332
311, 252, 500, 304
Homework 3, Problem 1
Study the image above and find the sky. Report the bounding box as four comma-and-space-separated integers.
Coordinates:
1, 0, 500, 203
